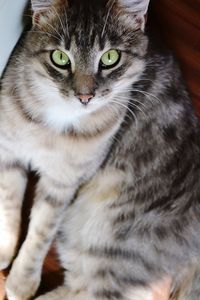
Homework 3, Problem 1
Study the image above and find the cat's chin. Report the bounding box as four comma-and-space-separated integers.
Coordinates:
40, 99, 106, 134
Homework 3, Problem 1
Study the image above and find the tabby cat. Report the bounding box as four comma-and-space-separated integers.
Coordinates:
1, 0, 200, 300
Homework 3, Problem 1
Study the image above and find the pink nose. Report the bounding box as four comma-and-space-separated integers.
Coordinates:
76, 94, 94, 105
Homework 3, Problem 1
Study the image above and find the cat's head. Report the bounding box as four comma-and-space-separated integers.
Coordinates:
21, 0, 150, 133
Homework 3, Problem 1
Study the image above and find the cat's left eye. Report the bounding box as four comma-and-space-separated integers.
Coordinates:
100, 49, 121, 69
50, 50, 70, 69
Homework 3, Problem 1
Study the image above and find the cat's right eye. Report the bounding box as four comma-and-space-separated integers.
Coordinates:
50, 50, 71, 69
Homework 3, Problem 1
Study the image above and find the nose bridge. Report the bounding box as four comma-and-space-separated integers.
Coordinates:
74, 72, 95, 95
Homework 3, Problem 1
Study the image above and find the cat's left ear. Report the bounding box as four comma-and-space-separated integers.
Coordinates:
117, 0, 150, 30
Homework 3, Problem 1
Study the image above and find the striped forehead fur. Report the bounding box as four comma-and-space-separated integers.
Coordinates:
31, 0, 150, 14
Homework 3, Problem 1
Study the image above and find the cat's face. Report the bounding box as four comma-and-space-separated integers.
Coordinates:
22, 0, 149, 132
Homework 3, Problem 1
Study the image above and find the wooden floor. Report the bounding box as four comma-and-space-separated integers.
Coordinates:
0, 1, 199, 299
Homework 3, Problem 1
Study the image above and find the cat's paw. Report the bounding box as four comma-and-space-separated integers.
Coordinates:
6, 266, 40, 300
0, 251, 13, 270
34, 286, 70, 300
34, 287, 89, 300
0, 239, 16, 270
124, 287, 153, 300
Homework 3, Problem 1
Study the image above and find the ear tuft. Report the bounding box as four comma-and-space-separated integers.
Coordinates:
31, 0, 67, 27
118, 0, 150, 15
31, 0, 54, 12
31, 0, 54, 26
116, 0, 150, 31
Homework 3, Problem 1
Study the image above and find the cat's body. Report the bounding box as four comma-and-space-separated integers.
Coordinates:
50, 54, 200, 300
1, 0, 200, 300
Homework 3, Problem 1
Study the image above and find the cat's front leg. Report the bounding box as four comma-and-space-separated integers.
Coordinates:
35, 286, 92, 300
34, 282, 171, 300
0, 165, 27, 270
6, 175, 76, 300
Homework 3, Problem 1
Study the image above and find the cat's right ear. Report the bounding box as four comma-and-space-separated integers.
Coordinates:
115, 0, 150, 31
31, 0, 54, 12
31, 0, 67, 26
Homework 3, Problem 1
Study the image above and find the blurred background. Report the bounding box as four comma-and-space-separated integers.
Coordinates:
151, 0, 200, 114
0, 0, 27, 75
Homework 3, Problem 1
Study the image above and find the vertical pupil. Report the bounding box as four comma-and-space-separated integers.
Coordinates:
108, 52, 111, 61
60, 53, 63, 61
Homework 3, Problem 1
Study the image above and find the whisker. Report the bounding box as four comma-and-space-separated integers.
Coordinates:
114, 95, 148, 110
51, 6, 66, 39
101, 0, 115, 38
110, 100, 139, 129
124, 88, 162, 105
118, 98, 147, 116
42, 20, 63, 41
135, 90, 162, 105
118, 99, 149, 120
30, 30, 62, 42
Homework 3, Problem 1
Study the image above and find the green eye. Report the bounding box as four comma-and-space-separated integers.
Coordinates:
100, 49, 121, 69
51, 50, 70, 68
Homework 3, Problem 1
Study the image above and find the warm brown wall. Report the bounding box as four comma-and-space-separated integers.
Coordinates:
150, 0, 200, 113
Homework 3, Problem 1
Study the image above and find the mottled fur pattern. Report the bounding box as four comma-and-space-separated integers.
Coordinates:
1, 0, 200, 300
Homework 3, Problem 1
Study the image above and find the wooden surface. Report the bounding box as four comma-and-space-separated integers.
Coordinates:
0, 1, 199, 299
